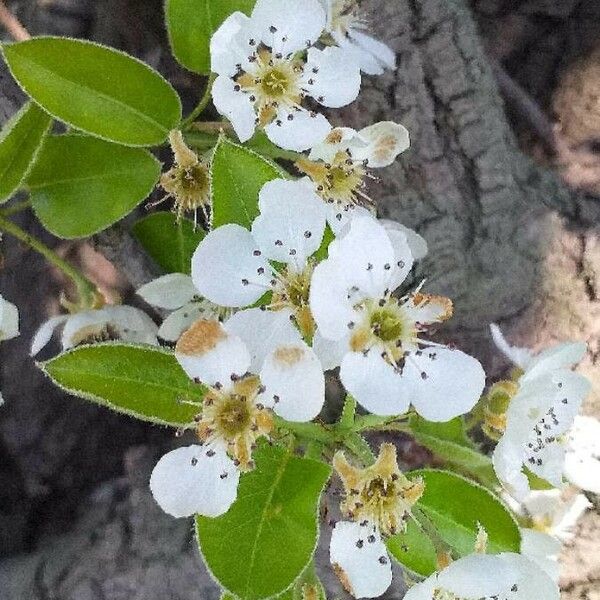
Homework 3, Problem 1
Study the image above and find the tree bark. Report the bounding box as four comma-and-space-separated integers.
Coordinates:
1, 0, 599, 597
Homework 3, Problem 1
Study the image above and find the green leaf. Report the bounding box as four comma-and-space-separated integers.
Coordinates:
41, 343, 203, 427
2, 37, 181, 146
414, 469, 520, 556
211, 136, 281, 229
132, 212, 205, 274
313, 224, 334, 262
0, 102, 51, 203
27, 134, 160, 239
196, 444, 331, 600
386, 518, 437, 577
409, 416, 498, 488
166, 0, 255, 74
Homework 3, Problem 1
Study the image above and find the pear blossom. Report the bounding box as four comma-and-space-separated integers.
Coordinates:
296, 122, 410, 234
137, 273, 231, 343
150, 314, 324, 518
191, 178, 327, 338
403, 552, 559, 600
317, 0, 396, 75
564, 415, 600, 494
490, 325, 591, 500
0, 294, 19, 342
210, 0, 362, 151
310, 216, 485, 421
30, 305, 159, 356
330, 443, 423, 598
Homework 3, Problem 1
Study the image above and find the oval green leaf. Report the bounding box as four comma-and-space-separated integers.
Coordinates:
166, 0, 255, 74
27, 134, 160, 238
41, 343, 204, 427
0, 102, 51, 203
132, 212, 205, 274
386, 518, 437, 578
414, 469, 520, 556
211, 136, 282, 229
2, 37, 181, 146
196, 444, 331, 600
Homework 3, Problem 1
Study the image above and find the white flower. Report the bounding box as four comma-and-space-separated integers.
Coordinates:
210, 0, 362, 150
0, 294, 19, 342
30, 305, 159, 356
296, 123, 411, 234
310, 216, 485, 421
191, 178, 327, 338
150, 314, 325, 518
564, 415, 600, 493
490, 326, 591, 500
137, 273, 230, 342
403, 552, 559, 600
318, 0, 396, 75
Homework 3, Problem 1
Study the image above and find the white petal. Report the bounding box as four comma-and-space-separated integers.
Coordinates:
351, 122, 409, 168
252, 178, 327, 266
384, 226, 414, 291
381, 219, 428, 260
137, 274, 197, 310
489, 323, 534, 370
251, 0, 326, 54
259, 342, 325, 421
0, 295, 19, 341
406, 347, 486, 422
520, 529, 561, 582
340, 351, 410, 416
158, 302, 214, 343
175, 319, 251, 386
191, 224, 272, 308
224, 307, 302, 373
564, 415, 600, 493
309, 259, 360, 340
523, 341, 587, 383
329, 521, 392, 599
265, 107, 331, 152
210, 12, 252, 76
348, 29, 396, 71
149, 444, 239, 518
304, 46, 361, 108
326, 204, 373, 237
308, 126, 358, 163
331, 31, 384, 76
312, 328, 348, 370
212, 75, 257, 143
493, 437, 531, 501
526, 441, 565, 488
402, 293, 452, 325
499, 552, 560, 599
30, 315, 67, 356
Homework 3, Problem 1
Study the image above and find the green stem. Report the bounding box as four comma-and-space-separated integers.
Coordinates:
341, 431, 376, 466
0, 198, 32, 217
274, 417, 333, 444
181, 73, 217, 130
411, 506, 454, 558
0, 214, 97, 306
354, 413, 411, 433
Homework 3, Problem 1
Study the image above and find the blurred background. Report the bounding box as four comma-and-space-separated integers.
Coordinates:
0, 0, 599, 598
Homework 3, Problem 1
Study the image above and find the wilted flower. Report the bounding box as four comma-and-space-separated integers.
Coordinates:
150, 314, 324, 518
310, 216, 485, 421
210, 0, 361, 150
31, 305, 159, 356
296, 122, 410, 234
318, 0, 395, 75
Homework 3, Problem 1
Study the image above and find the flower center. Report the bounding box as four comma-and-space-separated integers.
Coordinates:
197, 375, 274, 470
261, 67, 291, 98
370, 308, 404, 342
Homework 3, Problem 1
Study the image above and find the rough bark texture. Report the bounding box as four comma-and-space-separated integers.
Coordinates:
0, 0, 598, 598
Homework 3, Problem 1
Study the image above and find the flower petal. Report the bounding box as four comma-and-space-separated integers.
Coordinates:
330, 31, 384, 76
137, 274, 197, 310
564, 415, 600, 493
304, 46, 361, 108
383, 225, 414, 292
0, 295, 19, 341
212, 75, 257, 143
265, 107, 331, 152
348, 29, 396, 72
210, 11, 253, 76
251, 0, 326, 54
340, 350, 410, 416
224, 307, 302, 373
149, 444, 239, 518
329, 520, 392, 599
406, 347, 486, 422
520, 529, 561, 582
493, 436, 531, 501
523, 341, 587, 383
252, 178, 327, 266
308, 126, 358, 163
326, 204, 373, 237
312, 328, 348, 370
489, 323, 534, 370
30, 315, 67, 356
192, 224, 272, 308
259, 342, 325, 421
381, 219, 428, 260
350, 122, 409, 168
175, 319, 251, 387
158, 302, 216, 343
498, 552, 560, 599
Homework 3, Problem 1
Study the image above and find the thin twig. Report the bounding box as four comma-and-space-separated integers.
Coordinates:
0, 1, 31, 41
